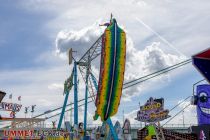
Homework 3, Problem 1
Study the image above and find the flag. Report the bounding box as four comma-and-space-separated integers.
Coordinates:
9, 94, 12, 99
18, 96, 21, 101
64, 70, 74, 95
25, 107, 28, 114
31, 105, 36, 113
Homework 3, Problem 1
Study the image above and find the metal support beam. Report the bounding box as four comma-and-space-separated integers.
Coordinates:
78, 35, 103, 98
84, 57, 90, 136
79, 35, 103, 63
90, 73, 98, 90
106, 118, 118, 140
74, 62, 78, 125
57, 90, 70, 129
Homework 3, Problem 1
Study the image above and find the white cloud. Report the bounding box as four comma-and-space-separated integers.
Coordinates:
55, 20, 105, 59
48, 83, 63, 90
123, 40, 186, 100
37, 98, 53, 107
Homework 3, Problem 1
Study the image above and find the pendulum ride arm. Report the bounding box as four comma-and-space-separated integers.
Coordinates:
78, 35, 103, 98
78, 35, 103, 137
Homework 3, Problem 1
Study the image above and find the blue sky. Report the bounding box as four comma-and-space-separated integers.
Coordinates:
0, 0, 210, 126
0, 1, 52, 69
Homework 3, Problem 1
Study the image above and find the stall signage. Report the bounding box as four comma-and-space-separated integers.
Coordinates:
135, 97, 170, 123
0, 102, 22, 112
3, 130, 69, 138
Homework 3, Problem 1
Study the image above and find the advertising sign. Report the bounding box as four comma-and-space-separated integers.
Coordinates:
135, 97, 170, 123
0, 102, 22, 112
2, 130, 70, 139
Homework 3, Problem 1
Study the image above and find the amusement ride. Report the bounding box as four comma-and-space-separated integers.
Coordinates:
0, 15, 210, 140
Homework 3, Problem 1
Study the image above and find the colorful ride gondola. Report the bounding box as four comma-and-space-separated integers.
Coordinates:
94, 18, 126, 121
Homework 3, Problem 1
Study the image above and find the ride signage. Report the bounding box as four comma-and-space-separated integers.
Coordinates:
0, 102, 22, 112
135, 97, 170, 123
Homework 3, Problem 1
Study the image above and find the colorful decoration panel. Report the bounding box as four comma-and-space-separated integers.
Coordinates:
94, 18, 126, 121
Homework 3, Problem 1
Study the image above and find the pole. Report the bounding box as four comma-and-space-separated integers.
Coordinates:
84, 57, 90, 137
123, 110, 124, 123
70, 102, 72, 126
106, 118, 118, 140
182, 110, 185, 127
139, 102, 142, 128
74, 62, 78, 125
84, 74, 89, 136
57, 90, 70, 129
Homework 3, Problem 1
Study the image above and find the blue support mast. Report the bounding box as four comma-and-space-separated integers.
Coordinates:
74, 61, 78, 125
106, 118, 118, 140
84, 69, 89, 135
90, 73, 98, 90
84, 57, 90, 139
57, 90, 70, 129
58, 48, 78, 129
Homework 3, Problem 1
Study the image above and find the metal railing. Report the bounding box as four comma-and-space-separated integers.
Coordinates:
81, 123, 196, 130
0, 123, 197, 130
